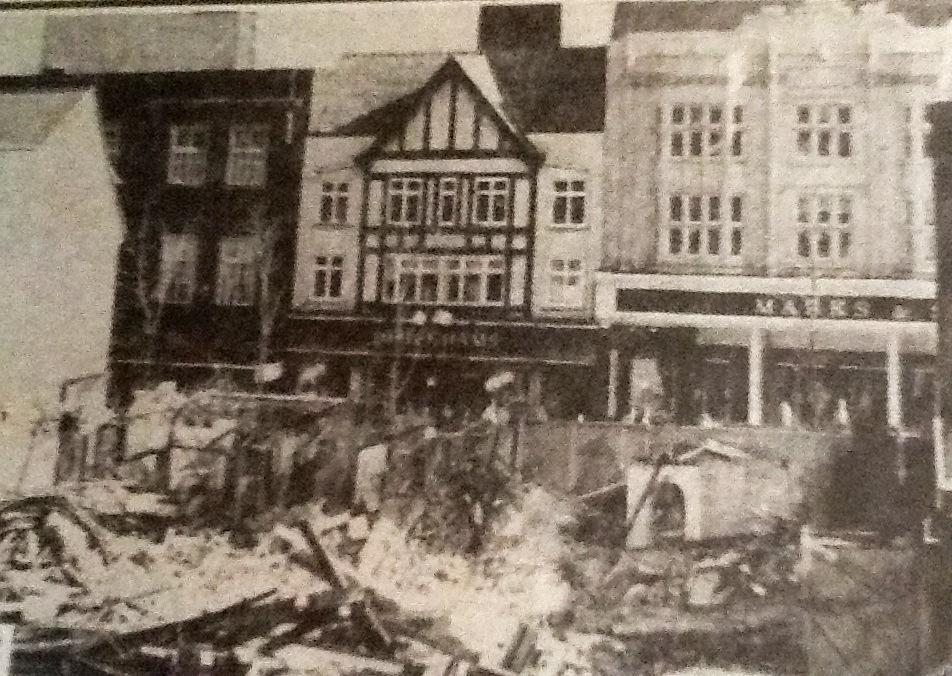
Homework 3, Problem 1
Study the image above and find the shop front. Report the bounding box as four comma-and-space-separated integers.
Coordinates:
597, 274, 938, 433
282, 313, 607, 420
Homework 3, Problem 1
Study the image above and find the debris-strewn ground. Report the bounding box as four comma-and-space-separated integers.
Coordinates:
0, 379, 828, 675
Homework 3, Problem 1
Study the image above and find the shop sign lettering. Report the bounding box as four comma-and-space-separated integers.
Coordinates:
753, 296, 937, 322
616, 288, 938, 322
372, 326, 501, 350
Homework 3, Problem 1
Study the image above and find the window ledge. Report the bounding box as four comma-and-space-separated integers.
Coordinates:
312, 222, 352, 230
549, 224, 590, 231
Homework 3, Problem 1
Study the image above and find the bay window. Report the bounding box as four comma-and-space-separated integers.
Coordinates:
383, 255, 505, 306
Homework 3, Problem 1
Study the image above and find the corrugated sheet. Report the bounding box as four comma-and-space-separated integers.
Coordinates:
0, 89, 81, 149
43, 13, 255, 74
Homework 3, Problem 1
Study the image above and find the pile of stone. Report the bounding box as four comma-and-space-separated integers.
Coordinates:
1, 481, 574, 676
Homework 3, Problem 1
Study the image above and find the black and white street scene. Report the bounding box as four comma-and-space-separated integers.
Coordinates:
8, 0, 952, 673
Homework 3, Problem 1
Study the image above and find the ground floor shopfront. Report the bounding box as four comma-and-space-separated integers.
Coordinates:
597, 273, 938, 435
281, 313, 611, 421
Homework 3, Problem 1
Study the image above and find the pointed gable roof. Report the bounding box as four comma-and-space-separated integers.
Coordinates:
309, 53, 447, 136
354, 54, 542, 163
308, 47, 606, 139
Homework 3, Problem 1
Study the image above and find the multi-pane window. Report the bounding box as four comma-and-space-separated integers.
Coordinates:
548, 258, 584, 306
215, 237, 257, 306
225, 124, 269, 187
796, 105, 853, 158
387, 178, 424, 227
158, 233, 198, 304
796, 194, 853, 261
312, 255, 344, 300
167, 124, 209, 186
437, 178, 459, 226
553, 180, 586, 226
383, 255, 505, 306
668, 104, 744, 159
318, 182, 349, 226
665, 193, 744, 259
473, 177, 510, 226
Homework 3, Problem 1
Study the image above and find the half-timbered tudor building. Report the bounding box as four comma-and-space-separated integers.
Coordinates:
284, 46, 607, 419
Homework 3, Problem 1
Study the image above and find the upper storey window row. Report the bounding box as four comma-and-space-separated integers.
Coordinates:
666, 104, 744, 159
167, 122, 271, 188
383, 175, 512, 229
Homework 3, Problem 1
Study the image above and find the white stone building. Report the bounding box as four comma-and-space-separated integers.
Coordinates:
598, 0, 952, 433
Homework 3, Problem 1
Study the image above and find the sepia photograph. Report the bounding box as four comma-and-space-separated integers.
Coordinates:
2, 0, 952, 673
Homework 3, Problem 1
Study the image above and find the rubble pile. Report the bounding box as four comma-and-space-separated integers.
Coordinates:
355, 487, 574, 662
563, 534, 800, 631
0, 488, 317, 631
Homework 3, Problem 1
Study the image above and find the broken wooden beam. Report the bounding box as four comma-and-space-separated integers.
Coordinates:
296, 518, 350, 590
499, 624, 538, 672
272, 644, 405, 674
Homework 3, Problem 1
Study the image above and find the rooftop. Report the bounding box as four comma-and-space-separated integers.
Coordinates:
0, 89, 83, 150
612, 0, 952, 36
308, 46, 605, 136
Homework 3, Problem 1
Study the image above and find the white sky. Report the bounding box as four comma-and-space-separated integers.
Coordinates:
0, 0, 618, 75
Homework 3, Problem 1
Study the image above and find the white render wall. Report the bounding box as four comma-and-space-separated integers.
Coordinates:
0, 91, 123, 492
530, 132, 603, 319
603, 0, 952, 281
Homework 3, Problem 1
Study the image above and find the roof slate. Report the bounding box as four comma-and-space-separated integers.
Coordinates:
309, 47, 606, 137
612, 0, 952, 36
0, 89, 82, 150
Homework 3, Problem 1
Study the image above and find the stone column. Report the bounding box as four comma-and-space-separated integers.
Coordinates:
748, 328, 765, 426
887, 333, 903, 429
